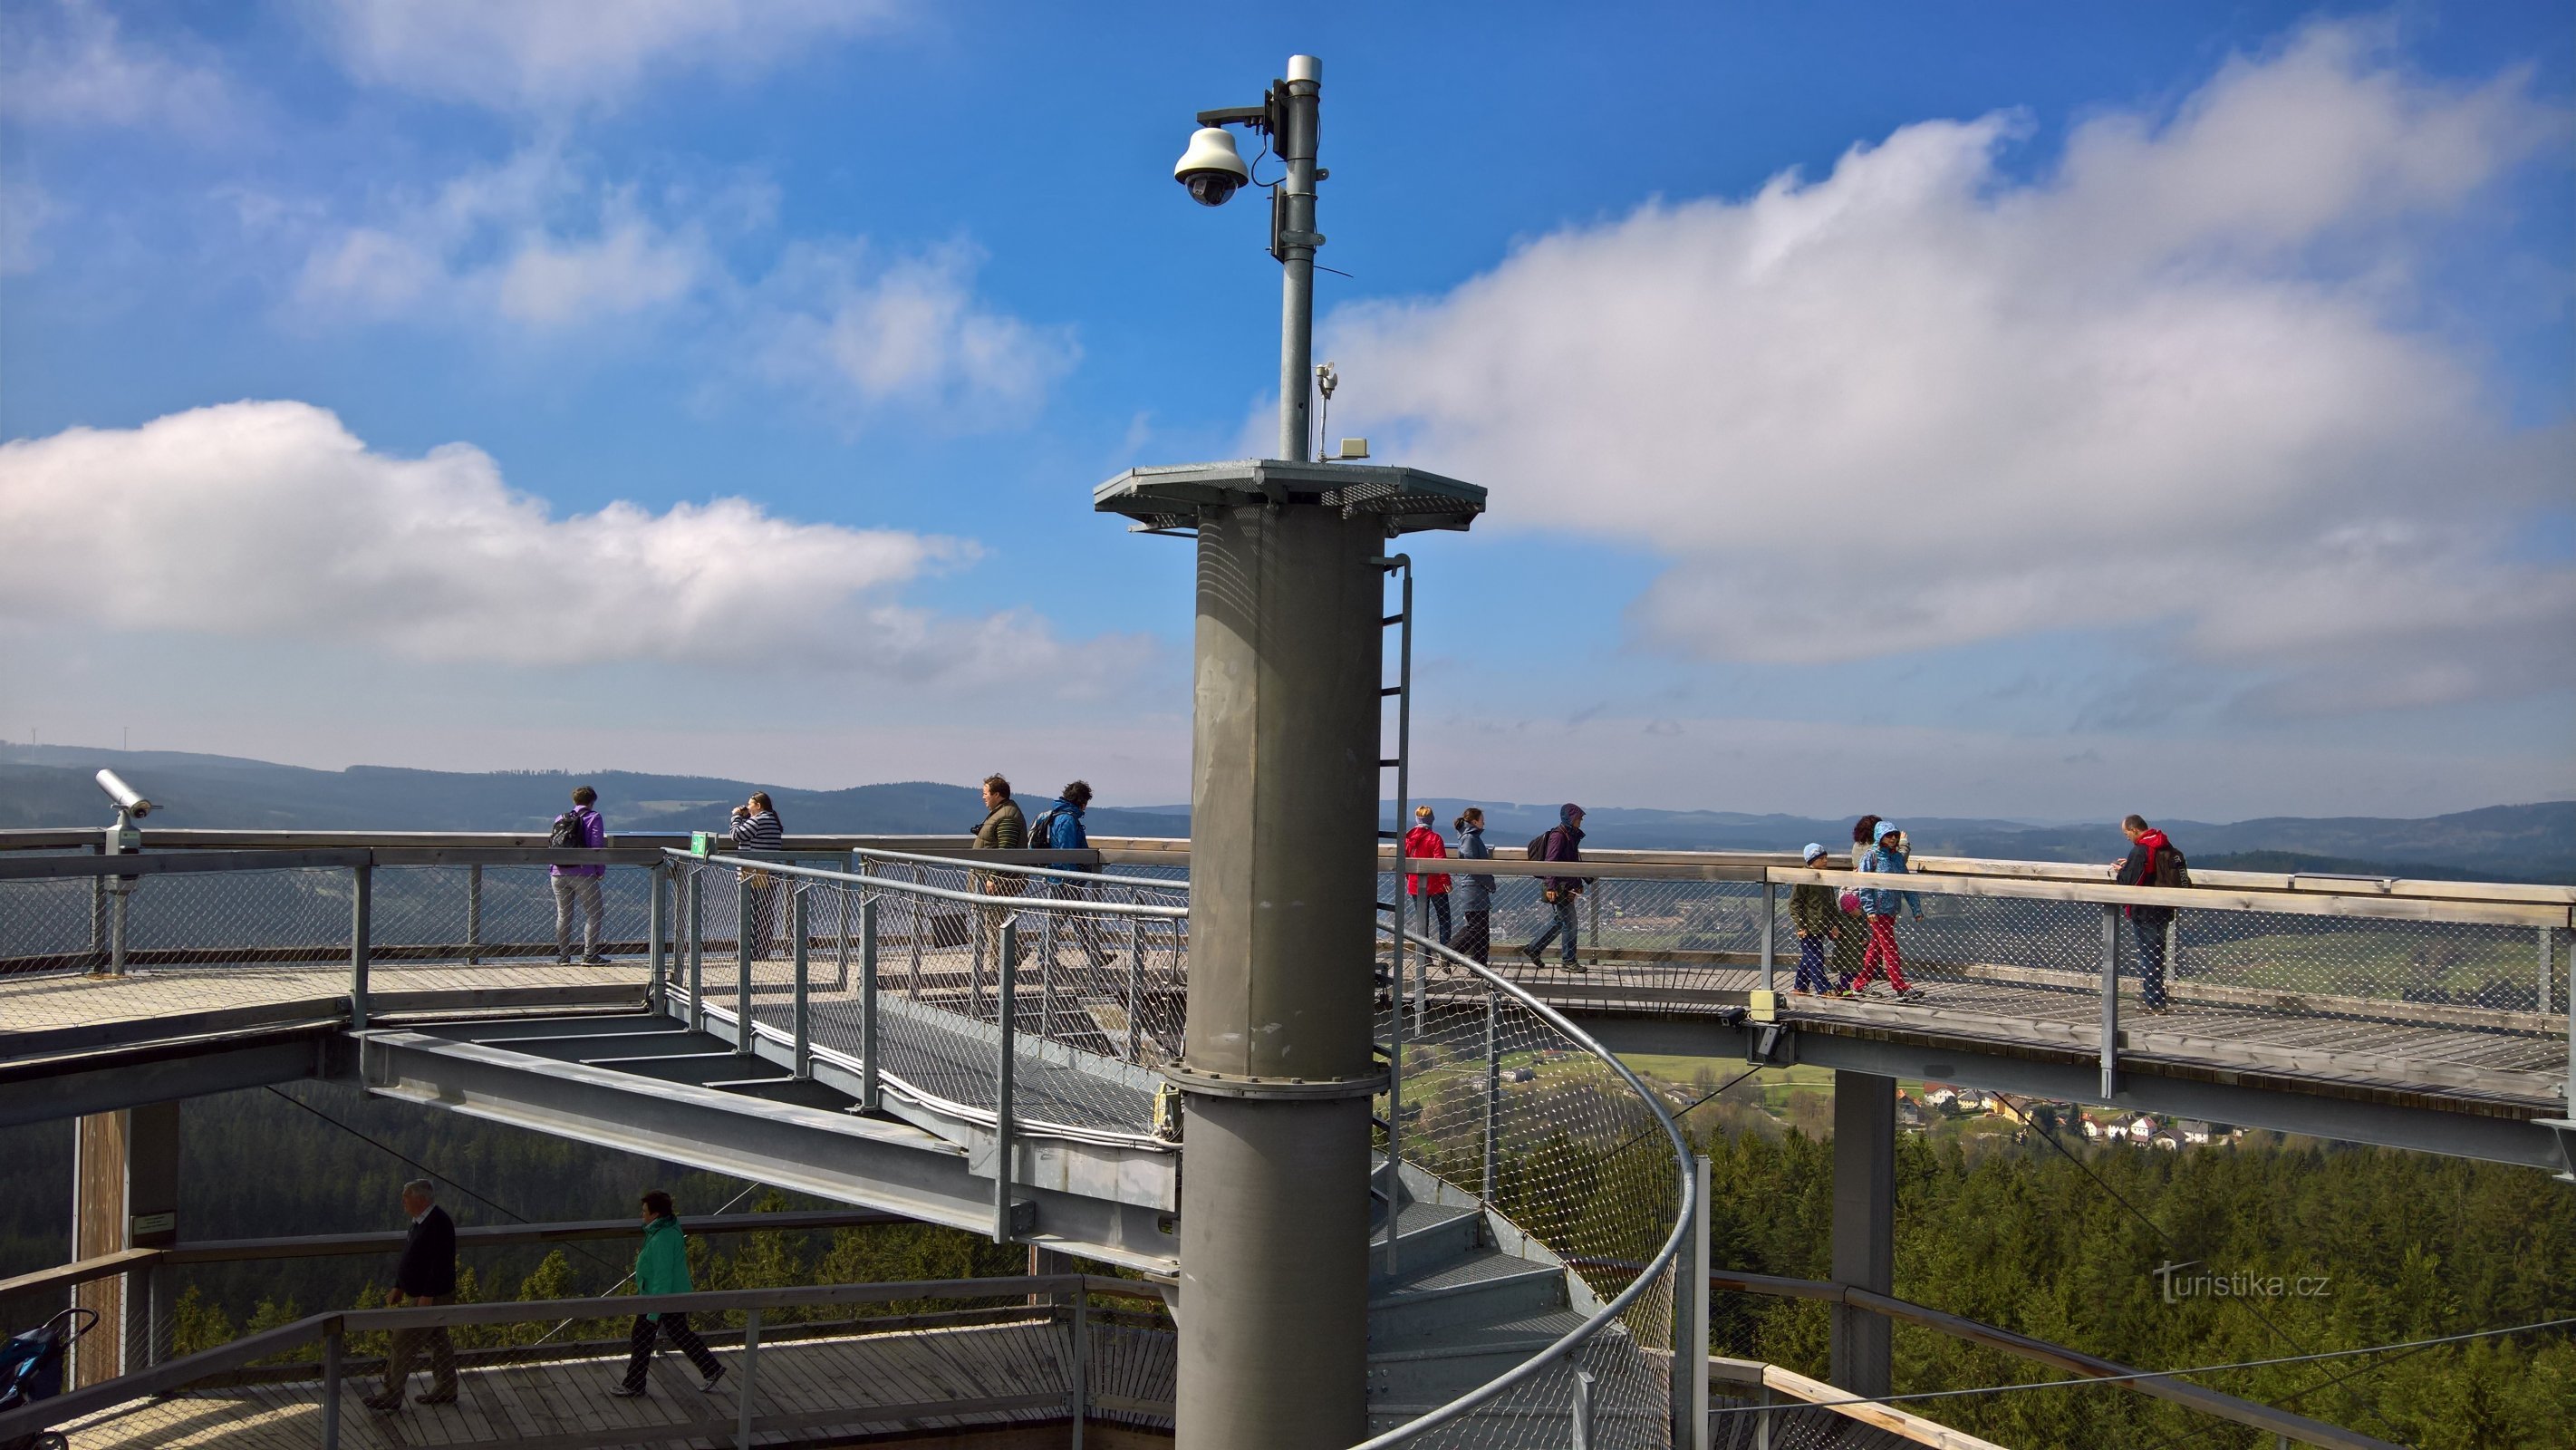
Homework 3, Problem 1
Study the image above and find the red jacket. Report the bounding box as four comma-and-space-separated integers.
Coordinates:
1403, 825, 1451, 894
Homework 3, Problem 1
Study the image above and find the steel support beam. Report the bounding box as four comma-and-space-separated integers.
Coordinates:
350, 1031, 1178, 1272
0, 1032, 334, 1128
1828, 1071, 1895, 1398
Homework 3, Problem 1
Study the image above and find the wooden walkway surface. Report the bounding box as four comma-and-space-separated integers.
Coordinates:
0, 961, 645, 1040
53, 1320, 1173, 1450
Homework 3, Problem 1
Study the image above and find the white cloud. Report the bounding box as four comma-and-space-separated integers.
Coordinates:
287, 149, 1075, 423
749, 242, 1080, 423
0, 400, 1120, 681
0, 178, 62, 276
305, 0, 901, 112
1327, 21, 2574, 714
0, 0, 232, 131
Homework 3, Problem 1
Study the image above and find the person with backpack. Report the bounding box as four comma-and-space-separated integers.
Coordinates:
1402, 805, 1453, 947
2112, 814, 2184, 1011
1788, 843, 1844, 996
1452, 808, 1496, 965
1518, 803, 1587, 973
1848, 821, 1924, 1000
608, 1190, 725, 1398
551, 787, 608, 965
729, 792, 784, 959
1029, 781, 1110, 971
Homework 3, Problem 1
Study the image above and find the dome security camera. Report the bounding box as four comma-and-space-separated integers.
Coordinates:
1173, 127, 1250, 207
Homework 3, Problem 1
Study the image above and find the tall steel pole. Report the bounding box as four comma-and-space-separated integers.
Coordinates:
1104, 53, 1486, 1450
1275, 54, 1321, 461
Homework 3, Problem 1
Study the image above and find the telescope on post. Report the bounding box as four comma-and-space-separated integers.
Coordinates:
96, 768, 152, 855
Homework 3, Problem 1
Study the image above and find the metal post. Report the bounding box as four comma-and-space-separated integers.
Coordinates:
349, 863, 372, 1030
736, 875, 755, 1055
1755, 1386, 1773, 1450
1414, 892, 1429, 1033
835, 858, 856, 991
1275, 58, 1319, 461
1689, 1153, 1712, 1450
2540, 926, 2553, 1020
1068, 1284, 1090, 1449
467, 863, 483, 965
1758, 879, 1776, 996
646, 863, 666, 1012
2100, 903, 2120, 1099
792, 888, 811, 1078
89, 845, 107, 971
735, 1308, 760, 1450
1384, 933, 1405, 1279
688, 870, 706, 1033
1588, 879, 1602, 965
1125, 910, 1143, 1063
860, 899, 881, 1112
1482, 986, 1500, 1204
322, 1321, 343, 1450
995, 918, 1019, 1243
1829, 1070, 1895, 1398
108, 881, 130, 978
1570, 1368, 1597, 1450
909, 865, 925, 996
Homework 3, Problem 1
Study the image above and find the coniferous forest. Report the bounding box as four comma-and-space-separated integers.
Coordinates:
4, 1084, 2570, 1446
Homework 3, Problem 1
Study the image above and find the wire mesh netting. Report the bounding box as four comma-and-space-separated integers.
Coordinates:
27, 1279, 1172, 1450
1368, 923, 1687, 1448
1386, 861, 2570, 1093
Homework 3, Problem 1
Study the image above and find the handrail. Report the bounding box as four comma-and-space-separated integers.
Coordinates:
0, 1271, 1163, 1443
664, 848, 1189, 917
835, 844, 1188, 892
1353, 923, 1698, 1449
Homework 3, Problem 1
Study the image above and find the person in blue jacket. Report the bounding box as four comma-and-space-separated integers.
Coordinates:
1030, 781, 1111, 970
1848, 821, 1925, 999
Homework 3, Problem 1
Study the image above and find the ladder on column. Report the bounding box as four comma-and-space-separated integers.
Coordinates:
1370, 552, 1413, 1274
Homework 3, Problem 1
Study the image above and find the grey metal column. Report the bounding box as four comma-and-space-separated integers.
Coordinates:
792, 889, 811, 1076
736, 874, 754, 1054
1758, 879, 1776, 996
1828, 1070, 1894, 1398
859, 899, 881, 1111
466, 864, 482, 965
1114, 51, 1486, 1450
349, 864, 372, 1030
645, 864, 665, 1013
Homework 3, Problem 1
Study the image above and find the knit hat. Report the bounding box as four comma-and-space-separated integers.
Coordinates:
1802, 843, 1828, 863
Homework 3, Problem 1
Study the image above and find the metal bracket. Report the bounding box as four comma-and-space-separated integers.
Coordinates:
2538, 1118, 2576, 1184
1750, 1022, 1787, 1067
1004, 1199, 1039, 1236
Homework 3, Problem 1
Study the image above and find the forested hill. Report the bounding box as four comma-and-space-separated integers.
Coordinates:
3, 745, 2568, 881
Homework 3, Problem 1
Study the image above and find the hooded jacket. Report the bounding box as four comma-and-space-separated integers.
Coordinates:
1030, 798, 1095, 873
1402, 823, 1451, 895
1454, 825, 1496, 912
1536, 807, 1587, 895
634, 1213, 692, 1320
1857, 843, 1924, 919
2114, 829, 2176, 921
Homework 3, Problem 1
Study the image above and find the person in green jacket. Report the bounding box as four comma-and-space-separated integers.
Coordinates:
609, 1190, 726, 1397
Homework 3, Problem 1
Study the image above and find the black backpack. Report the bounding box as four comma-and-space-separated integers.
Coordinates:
1524, 828, 1556, 863
550, 810, 586, 848
1028, 807, 1061, 851
2151, 843, 2192, 889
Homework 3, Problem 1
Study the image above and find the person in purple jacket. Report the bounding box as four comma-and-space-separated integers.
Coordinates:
1518, 803, 1587, 973
552, 786, 609, 964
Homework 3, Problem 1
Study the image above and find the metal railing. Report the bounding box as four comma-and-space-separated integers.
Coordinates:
1365, 920, 1698, 1448
0, 1271, 1172, 1450
1393, 851, 2574, 1107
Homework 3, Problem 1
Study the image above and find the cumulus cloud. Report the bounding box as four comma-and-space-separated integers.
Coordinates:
1327, 22, 2574, 713
0, 400, 1123, 681
305, 0, 901, 112
286, 148, 1073, 424
0, 0, 232, 131
749, 242, 1080, 423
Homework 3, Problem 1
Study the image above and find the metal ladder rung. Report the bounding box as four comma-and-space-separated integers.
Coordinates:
1380, 685, 1404, 697
1378, 759, 1400, 768
1380, 614, 1404, 626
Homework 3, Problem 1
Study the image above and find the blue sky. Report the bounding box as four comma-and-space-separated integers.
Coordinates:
3, 1, 2570, 821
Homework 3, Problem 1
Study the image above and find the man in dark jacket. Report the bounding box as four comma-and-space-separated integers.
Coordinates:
1518, 803, 1587, 973
2112, 815, 2177, 1011
971, 774, 1030, 971
366, 1179, 458, 1411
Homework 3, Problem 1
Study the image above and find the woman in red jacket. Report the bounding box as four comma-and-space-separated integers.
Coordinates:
1402, 804, 1453, 946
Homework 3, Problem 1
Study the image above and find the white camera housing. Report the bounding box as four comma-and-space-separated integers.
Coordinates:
1173, 127, 1250, 207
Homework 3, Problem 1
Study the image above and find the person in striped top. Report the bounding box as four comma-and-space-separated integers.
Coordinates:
729, 793, 783, 958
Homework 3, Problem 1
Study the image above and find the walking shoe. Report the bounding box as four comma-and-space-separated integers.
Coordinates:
1559, 960, 1587, 974
607, 1384, 646, 1398
1519, 945, 1544, 968
414, 1390, 457, 1406
362, 1395, 403, 1414
699, 1367, 727, 1393
1834, 989, 1865, 1000
579, 954, 613, 966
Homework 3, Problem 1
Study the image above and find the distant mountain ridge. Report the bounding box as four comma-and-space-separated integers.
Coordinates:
4, 746, 2567, 883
